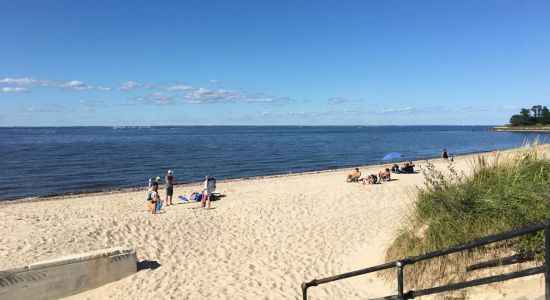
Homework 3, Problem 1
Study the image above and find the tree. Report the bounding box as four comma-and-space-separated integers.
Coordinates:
518, 108, 534, 125
541, 106, 550, 125
510, 114, 522, 126
531, 105, 543, 118
508, 106, 549, 126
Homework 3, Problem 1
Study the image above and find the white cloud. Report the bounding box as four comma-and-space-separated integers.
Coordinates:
208, 79, 222, 84
328, 97, 349, 105
368, 106, 485, 114
256, 111, 308, 117
459, 106, 486, 113
118, 81, 154, 90
1, 87, 27, 93
341, 108, 361, 115
0, 77, 57, 86
184, 88, 293, 105
79, 100, 107, 111
60, 80, 91, 90
135, 93, 174, 105
257, 109, 361, 118
0, 77, 97, 91
162, 85, 194, 91
119, 81, 142, 90
16, 105, 66, 113
96, 86, 112, 91
377, 107, 415, 114
184, 88, 240, 103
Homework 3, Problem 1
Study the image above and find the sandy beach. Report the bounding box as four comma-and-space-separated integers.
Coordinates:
1, 147, 547, 299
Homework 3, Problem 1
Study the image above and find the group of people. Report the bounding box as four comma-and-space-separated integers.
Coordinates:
146, 170, 216, 215
442, 149, 454, 162
146, 170, 175, 215
391, 162, 415, 174
345, 167, 394, 185
346, 149, 456, 185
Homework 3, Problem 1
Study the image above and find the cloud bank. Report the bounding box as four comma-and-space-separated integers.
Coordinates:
1, 87, 27, 93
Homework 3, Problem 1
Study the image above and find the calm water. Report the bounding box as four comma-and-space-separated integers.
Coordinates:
0, 126, 548, 200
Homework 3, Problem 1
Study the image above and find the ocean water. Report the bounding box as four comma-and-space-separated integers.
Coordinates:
0, 126, 548, 201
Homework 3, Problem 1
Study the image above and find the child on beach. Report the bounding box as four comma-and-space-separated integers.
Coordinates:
148, 185, 159, 215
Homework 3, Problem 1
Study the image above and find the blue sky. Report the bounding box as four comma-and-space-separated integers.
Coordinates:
1, 0, 549, 126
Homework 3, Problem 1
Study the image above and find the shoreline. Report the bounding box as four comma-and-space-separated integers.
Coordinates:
0, 149, 498, 204
491, 126, 550, 133
1, 145, 547, 299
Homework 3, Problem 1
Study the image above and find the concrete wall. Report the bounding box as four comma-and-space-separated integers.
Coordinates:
0, 247, 137, 300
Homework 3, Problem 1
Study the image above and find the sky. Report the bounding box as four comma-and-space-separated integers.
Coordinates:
1, 0, 549, 126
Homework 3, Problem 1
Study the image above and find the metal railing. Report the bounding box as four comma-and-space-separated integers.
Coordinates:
301, 220, 550, 299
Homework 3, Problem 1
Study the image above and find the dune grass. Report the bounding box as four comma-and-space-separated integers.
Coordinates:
382, 144, 550, 289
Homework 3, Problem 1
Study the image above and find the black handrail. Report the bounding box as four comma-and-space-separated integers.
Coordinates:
301, 220, 550, 300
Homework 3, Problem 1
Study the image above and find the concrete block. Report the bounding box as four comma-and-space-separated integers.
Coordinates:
0, 247, 137, 300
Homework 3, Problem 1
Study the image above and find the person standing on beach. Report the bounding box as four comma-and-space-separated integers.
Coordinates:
201, 175, 216, 210
442, 149, 449, 162
153, 176, 161, 188
165, 170, 174, 206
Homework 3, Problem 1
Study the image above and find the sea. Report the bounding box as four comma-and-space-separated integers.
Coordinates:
1, 126, 548, 201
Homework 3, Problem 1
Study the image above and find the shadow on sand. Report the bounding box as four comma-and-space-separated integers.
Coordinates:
137, 260, 161, 271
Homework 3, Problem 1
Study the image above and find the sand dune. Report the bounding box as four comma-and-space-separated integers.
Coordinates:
1, 147, 546, 299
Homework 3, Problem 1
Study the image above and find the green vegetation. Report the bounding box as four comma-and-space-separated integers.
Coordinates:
382, 144, 550, 288
509, 105, 550, 126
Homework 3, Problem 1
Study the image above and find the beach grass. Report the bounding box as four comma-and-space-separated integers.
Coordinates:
382, 142, 550, 289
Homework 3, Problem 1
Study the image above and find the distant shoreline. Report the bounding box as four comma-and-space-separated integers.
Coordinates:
491, 126, 550, 133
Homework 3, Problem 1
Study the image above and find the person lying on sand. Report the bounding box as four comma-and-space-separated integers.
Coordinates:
379, 168, 391, 181
400, 162, 415, 173
391, 164, 400, 174
363, 174, 378, 185
346, 168, 361, 182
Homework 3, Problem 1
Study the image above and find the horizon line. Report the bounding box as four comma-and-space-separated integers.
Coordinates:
0, 124, 498, 128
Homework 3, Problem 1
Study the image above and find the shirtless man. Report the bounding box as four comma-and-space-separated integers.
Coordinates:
346, 168, 361, 182
379, 168, 391, 181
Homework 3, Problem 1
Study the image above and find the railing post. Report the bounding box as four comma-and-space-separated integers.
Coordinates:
396, 261, 404, 299
301, 283, 309, 300
545, 222, 550, 300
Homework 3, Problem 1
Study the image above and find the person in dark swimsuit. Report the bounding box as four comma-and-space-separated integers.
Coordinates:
442, 149, 449, 162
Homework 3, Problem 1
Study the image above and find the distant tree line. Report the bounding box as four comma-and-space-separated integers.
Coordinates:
509, 105, 550, 126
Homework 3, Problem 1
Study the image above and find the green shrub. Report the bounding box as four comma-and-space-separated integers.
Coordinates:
382, 144, 550, 289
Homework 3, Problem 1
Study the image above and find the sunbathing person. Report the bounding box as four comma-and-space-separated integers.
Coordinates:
379, 168, 391, 181
363, 174, 378, 185
406, 162, 415, 173
400, 162, 415, 173
391, 164, 400, 174
346, 168, 361, 182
